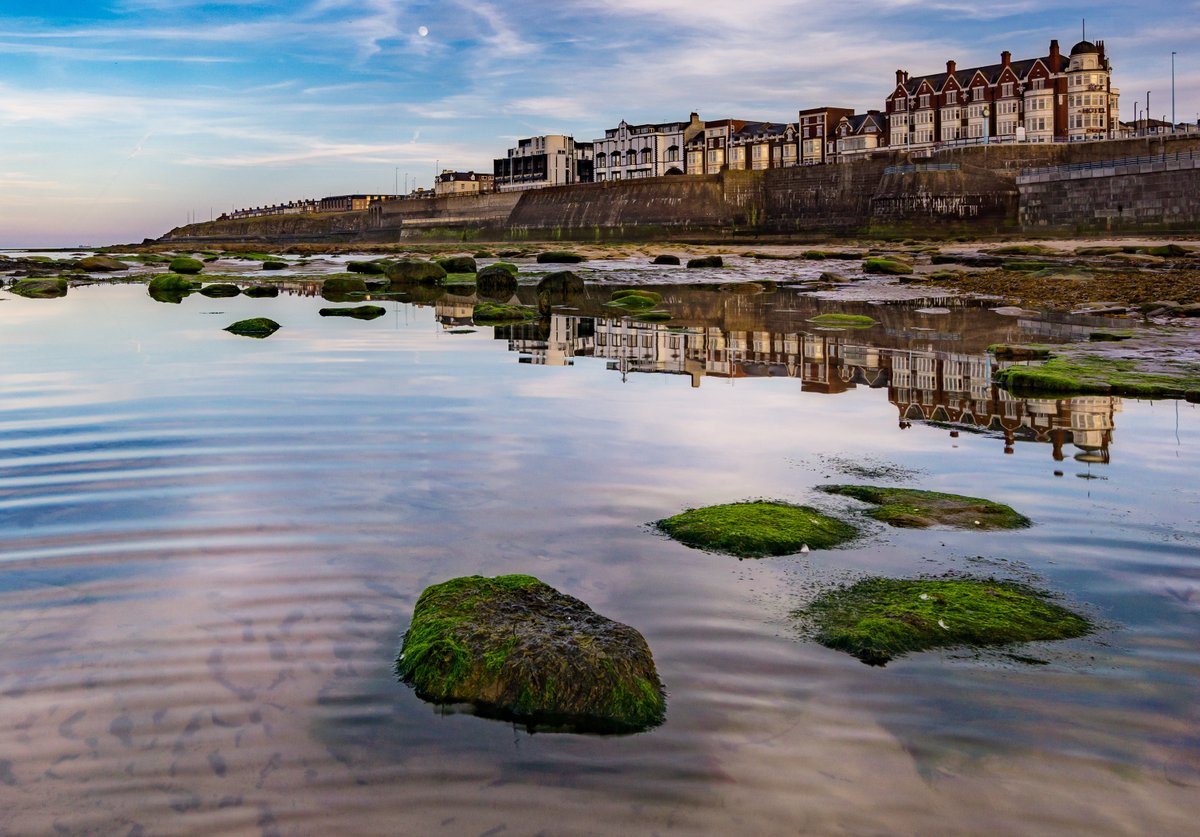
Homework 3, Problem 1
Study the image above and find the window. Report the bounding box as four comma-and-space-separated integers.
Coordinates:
973, 87, 985, 101
666, 146, 679, 162
1031, 78, 1045, 91
919, 94, 930, 108
947, 90, 957, 104
1002, 82, 1014, 97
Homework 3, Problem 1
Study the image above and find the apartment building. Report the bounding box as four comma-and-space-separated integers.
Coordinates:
493, 135, 594, 191
798, 107, 854, 165
592, 114, 702, 182
728, 121, 800, 170
434, 170, 495, 197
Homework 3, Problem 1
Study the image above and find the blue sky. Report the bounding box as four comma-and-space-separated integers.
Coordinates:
1, 0, 1196, 247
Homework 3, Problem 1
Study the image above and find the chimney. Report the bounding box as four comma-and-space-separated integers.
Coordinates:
947, 59, 957, 76
1097, 40, 1106, 60
896, 68, 905, 86
1001, 50, 1012, 68
1049, 39, 1061, 72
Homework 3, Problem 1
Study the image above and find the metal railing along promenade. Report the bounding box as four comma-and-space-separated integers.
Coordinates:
1020, 148, 1199, 179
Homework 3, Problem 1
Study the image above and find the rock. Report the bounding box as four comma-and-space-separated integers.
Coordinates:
347, 261, 387, 274
261, 260, 287, 270
988, 344, 1052, 361
168, 256, 204, 275
322, 276, 369, 296
651, 254, 681, 265
800, 577, 1092, 666
536, 270, 583, 296
819, 485, 1030, 529
535, 251, 584, 264
224, 318, 280, 338
686, 255, 723, 269
437, 256, 477, 274
657, 501, 858, 557
607, 289, 661, 310
78, 256, 130, 272
385, 259, 447, 284
397, 574, 666, 732
147, 274, 202, 292
243, 285, 280, 298
806, 313, 878, 328
862, 258, 913, 275
9, 278, 68, 298
476, 264, 519, 298
319, 305, 386, 320
473, 302, 539, 323
199, 283, 241, 298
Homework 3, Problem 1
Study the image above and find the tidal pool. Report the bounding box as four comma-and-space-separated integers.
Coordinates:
1, 272, 1198, 834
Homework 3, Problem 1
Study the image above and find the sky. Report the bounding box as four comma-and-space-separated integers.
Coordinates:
0, 0, 1196, 247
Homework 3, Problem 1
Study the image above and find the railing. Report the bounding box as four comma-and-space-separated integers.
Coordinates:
883, 163, 961, 175
1020, 148, 1199, 178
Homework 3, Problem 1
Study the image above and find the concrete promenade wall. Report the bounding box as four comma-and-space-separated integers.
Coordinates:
1019, 151, 1200, 232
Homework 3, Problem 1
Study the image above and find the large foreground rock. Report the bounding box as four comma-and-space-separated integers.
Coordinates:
9, 278, 68, 298
397, 574, 666, 733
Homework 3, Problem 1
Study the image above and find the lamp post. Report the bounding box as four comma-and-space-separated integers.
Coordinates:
1172, 51, 1177, 132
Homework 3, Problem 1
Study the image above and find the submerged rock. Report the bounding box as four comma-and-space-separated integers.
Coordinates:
820, 485, 1030, 530
243, 285, 280, 298
78, 256, 130, 272
322, 275, 369, 297
199, 283, 241, 298
348, 260, 387, 274
607, 289, 661, 310
658, 501, 858, 558
9, 278, 68, 298
386, 259, 447, 285
806, 313, 878, 328
476, 263, 519, 298
473, 302, 539, 323
397, 574, 666, 732
147, 274, 201, 302
224, 317, 280, 338
800, 576, 1092, 666
535, 251, 584, 264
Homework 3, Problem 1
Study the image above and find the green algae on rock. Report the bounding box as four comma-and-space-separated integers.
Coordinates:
657, 501, 858, 558
994, 353, 1200, 400
347, 260, 387, 275
9, 278, 69, 298
78, 256, 130, 272
243, 285, 280, 298
473, 302, 540, 324
800, 576, 1092, 666
988, 344, 1053, 360
319, 305, 386, 320
224, 317, 280, 338
436, 256, 477, 275
322, 275, 369, 296
397, 574, 666, 733
386, 259, 447, 284
199, 283, 241, 298
806, 313, 878, 328
261, 260, 288, 271
168, 256, 204, 275
632, 310, 672, 322
607, 289, 662, 310
476, 264, 519, 298
820, 485, 1030, 530
862, 257, 914, 275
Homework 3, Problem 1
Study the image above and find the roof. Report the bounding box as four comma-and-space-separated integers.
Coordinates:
730, 121, 796, 141
840, 112, 884, 135
1070, 40, 1099, 55
894, 55, 1050, 96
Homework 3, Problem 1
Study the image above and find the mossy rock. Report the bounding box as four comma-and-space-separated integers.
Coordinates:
168, 256, 204, 275
1144, 244, 1190, 258
261, 260, 288, 271
1075, 246, 1122, 256
989, 244, 1057, 256
397, 575, 665, 733
632, 310, 672, 322
801, 576, 1092, 666
147, 274, 202, 292
862, 258, 913, 275
243, 285, 279, 298
319, 305, 387, 320
476, 264, 519, 298
473, 302, 540, 323
993, 354, 1200, 399
348, 260, 387, 275
607, 289, 661, 310
1004, 260, 1059, 272
386, 259, 447, 284
78, 256, 129, 272
652, 254, 681, 265
537, 270, 584, 296
820, 485, 1030, 530
322, 276, 368, 297
988, 344, 1052, 360
686, 255, 723, 269
199, 283, 241, 298
9, 278, 68, 298
535, 251, 584, 264
224, 317, 280, 338
657, 501, 858, 558
436, 256, 477, 274
806, 313, 877, 328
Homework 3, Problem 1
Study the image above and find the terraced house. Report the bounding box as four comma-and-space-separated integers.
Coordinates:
728, 121, 800, 170
886, 39, 1120, 151
592, 114, 702, 181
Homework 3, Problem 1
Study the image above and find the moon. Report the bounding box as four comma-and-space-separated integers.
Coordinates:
418, 26, 429, 37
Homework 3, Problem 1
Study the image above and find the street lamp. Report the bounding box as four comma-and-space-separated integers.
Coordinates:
1172, 51, 1177, 132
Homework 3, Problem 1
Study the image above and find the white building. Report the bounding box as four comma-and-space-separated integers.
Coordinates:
592, 114, 703, 182
493, 135, 594, 192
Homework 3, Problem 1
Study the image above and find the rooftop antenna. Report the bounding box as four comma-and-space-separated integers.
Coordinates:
1082, 19, 1086, 40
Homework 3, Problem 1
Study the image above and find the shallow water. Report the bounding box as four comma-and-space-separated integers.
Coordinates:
1, 270, 1199, 835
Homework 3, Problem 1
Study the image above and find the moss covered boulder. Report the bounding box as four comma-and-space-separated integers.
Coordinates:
319, 305, 386, 320
397, 574, 666, 732
243, 285, 280, 298
862, 257, 913, 275
806, 313, 878, 328
9, 278, 69, 298
801, 576, 1092, 665
261, 260, 288, 271
224, 317, 280, 338
473, 302, 540, 324
994, 354, 1200, 399
652, 254, 681, 265
386, 259, 447, 285
437, 256, 477, 274
168, 256, 204, 275
78, 256, 129, 272
147, 274, 201, 302
348, 260, 387, 274
658, 501, 858, 558
686, 255, 723, 269
607, 289, 662, 310
536, 270, 584, 296
199, 283, 241, 298
322, 275, 368, 297
820, 485, 1030, 530
535, 251, 584, 264
476, 263, 519, 298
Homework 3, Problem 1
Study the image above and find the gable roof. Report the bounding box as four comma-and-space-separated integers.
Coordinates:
895, 53, 1056, 96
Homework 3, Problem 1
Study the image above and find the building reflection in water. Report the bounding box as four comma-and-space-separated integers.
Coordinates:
464, 306, 1119, 465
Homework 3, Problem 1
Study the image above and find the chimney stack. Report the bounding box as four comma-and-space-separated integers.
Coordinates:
947, 59, 957, 76
1001, 50, 1012, 68
1097, 40, 1106, 60
1049, 39, 1061, 72
896, 68, 905, 86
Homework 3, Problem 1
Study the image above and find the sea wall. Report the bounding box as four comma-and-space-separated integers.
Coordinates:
1019, 151, 1200, 232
